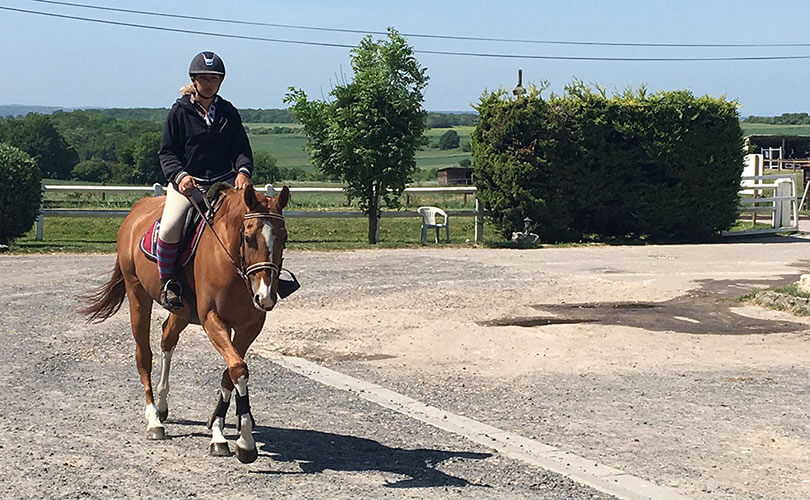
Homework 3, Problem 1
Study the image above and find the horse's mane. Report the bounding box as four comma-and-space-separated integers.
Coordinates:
207, 182, 233, 203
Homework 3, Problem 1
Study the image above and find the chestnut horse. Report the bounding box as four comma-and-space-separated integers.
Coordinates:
82, 184, 290, 463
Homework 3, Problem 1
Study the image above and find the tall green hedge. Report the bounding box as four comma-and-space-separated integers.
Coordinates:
472, 83, 744, 242
0, 143, 41, 245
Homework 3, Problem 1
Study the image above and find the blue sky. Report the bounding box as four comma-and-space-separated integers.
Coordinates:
2, 0, 810, 116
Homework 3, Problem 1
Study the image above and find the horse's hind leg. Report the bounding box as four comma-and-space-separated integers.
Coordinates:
155, 313, 188, 422
126, 283, 165, 440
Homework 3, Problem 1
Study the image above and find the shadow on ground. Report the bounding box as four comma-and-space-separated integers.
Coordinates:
251, 426, 491, 488
479, 272, 810, 335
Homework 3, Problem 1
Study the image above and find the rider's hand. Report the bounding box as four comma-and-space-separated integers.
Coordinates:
234, 172, 251, 190
177, 175, 197, 195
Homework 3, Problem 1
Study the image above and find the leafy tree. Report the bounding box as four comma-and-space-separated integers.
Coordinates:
130, 132, 163, 184
252, 151, 280, 184
72, 157, 112, 182
0, 114, 78, 179
0, 143, 40, 245
286, 28, 429, 243
438, 129, 460, 150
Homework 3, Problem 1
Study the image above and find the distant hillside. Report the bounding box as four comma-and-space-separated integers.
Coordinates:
0, 104, 77, 117
1, 105, 478, 126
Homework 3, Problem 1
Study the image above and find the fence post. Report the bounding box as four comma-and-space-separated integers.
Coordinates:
35, 183, 45, 241
773, 179, 792, 228
153, 183, 163, 196
474, 198, 483, 243
264, 184, 275, 196
375, 184, 381, 243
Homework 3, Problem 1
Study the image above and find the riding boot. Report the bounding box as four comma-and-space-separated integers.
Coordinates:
160, 276, 183, 311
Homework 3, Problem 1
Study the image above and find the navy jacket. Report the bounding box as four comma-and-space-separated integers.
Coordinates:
159, 94, 253, 186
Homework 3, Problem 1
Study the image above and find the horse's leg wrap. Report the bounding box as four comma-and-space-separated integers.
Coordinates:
234, 376, 257, 463
234, 387, 256, 431
207, 390, 231, 429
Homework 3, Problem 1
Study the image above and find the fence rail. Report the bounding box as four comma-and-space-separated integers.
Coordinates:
722, 174, 799, 236
36, 183, 483, 242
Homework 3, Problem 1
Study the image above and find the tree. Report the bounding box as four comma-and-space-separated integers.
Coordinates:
0, 114, 78, 179
72, 157, 111, 182
252, 151, 280, 184
438, 129, 460, 150
285, 28, 428, 243
130, 132, 163, 184
0, 143, 41, 246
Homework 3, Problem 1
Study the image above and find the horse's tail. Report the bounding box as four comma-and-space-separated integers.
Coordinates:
80, 258, 127, 323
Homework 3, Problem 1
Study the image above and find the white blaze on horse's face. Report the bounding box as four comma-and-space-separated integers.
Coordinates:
252, 222, 277, 311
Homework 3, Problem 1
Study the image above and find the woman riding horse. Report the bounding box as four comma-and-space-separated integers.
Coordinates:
82, 52, 290, 464
157, 51, 254, 310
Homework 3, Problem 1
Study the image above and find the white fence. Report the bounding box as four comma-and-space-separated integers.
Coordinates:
722, 174, 799, 236
36, 184, 484, 242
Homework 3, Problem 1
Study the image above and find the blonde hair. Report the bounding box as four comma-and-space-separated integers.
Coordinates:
179, 82, 197, 96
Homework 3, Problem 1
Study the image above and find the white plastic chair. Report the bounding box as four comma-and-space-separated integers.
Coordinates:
418, 206, 450, 244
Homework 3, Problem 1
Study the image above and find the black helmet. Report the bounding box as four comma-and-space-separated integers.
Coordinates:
189, 51, 225, 77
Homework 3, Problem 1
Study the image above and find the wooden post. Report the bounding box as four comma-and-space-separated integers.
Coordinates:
474, 198, 483, 243
35, 183, 44, 241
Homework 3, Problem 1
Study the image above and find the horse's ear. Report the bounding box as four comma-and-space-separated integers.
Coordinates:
243, 184, 259, 210
277, 185, 290, 210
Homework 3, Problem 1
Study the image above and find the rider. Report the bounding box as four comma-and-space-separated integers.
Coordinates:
156, 51, 254, 310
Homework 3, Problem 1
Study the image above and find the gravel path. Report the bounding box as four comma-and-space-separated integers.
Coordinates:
2, 241, 810, 499
0, 254, 611, 500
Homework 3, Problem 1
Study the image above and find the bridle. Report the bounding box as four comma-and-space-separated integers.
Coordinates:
187, 189, 286, 294
239, 212, 286, 291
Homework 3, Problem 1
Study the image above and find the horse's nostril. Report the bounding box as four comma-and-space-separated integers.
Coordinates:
254, 294, 261, 302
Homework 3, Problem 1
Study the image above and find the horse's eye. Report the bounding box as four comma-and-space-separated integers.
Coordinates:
245, 235, 258, 249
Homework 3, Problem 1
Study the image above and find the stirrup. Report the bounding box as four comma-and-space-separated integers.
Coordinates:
161, 279, 183, 311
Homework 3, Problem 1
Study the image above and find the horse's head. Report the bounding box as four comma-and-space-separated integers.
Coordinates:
238, 185, 290, 312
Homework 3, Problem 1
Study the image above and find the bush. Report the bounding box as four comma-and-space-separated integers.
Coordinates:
72, 157, 111, 182
473, 82, 744, 242
0, 143, 41, 245
252, 151, 280, 184
459, 158, 472, 167
438, 129, 460, 150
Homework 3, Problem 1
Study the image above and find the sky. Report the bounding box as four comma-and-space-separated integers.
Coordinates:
3, 0, 810, 116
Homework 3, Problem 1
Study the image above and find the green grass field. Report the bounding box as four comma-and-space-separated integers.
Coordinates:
245, 125, 473, 174
741, 123, 810, 136
11, 215, 496, 253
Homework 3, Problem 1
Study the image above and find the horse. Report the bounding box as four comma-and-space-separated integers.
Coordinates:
82, 183, 290, 463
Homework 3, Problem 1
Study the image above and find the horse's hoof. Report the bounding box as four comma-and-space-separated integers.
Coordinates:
235, 446, 258, 464
158, 409, 169, 422
209, 442, 232, 457
146, 426, 166, 440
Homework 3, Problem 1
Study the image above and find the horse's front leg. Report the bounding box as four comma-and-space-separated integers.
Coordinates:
203, 312, 264, 463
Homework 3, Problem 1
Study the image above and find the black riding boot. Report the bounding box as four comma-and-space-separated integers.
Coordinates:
160, 277, 183, 311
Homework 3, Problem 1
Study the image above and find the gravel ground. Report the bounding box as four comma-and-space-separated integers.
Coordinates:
3, 241, 810, 499
0, 254, 612, 500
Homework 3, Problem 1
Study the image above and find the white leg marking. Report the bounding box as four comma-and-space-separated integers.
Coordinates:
210, 388, 231, 445
145, 403, 164, 431
234, 376, 255, 451
156, 348, 174, 414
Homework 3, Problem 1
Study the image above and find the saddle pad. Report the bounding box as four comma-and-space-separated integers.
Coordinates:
139, 218, 206, 267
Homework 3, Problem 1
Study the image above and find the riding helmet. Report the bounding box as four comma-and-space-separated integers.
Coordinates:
189, 51, 226, 77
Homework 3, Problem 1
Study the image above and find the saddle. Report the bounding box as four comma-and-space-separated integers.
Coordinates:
139, 187, 224, 267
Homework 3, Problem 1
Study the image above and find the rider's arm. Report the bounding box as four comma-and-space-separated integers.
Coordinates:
158, 107, 189, 187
